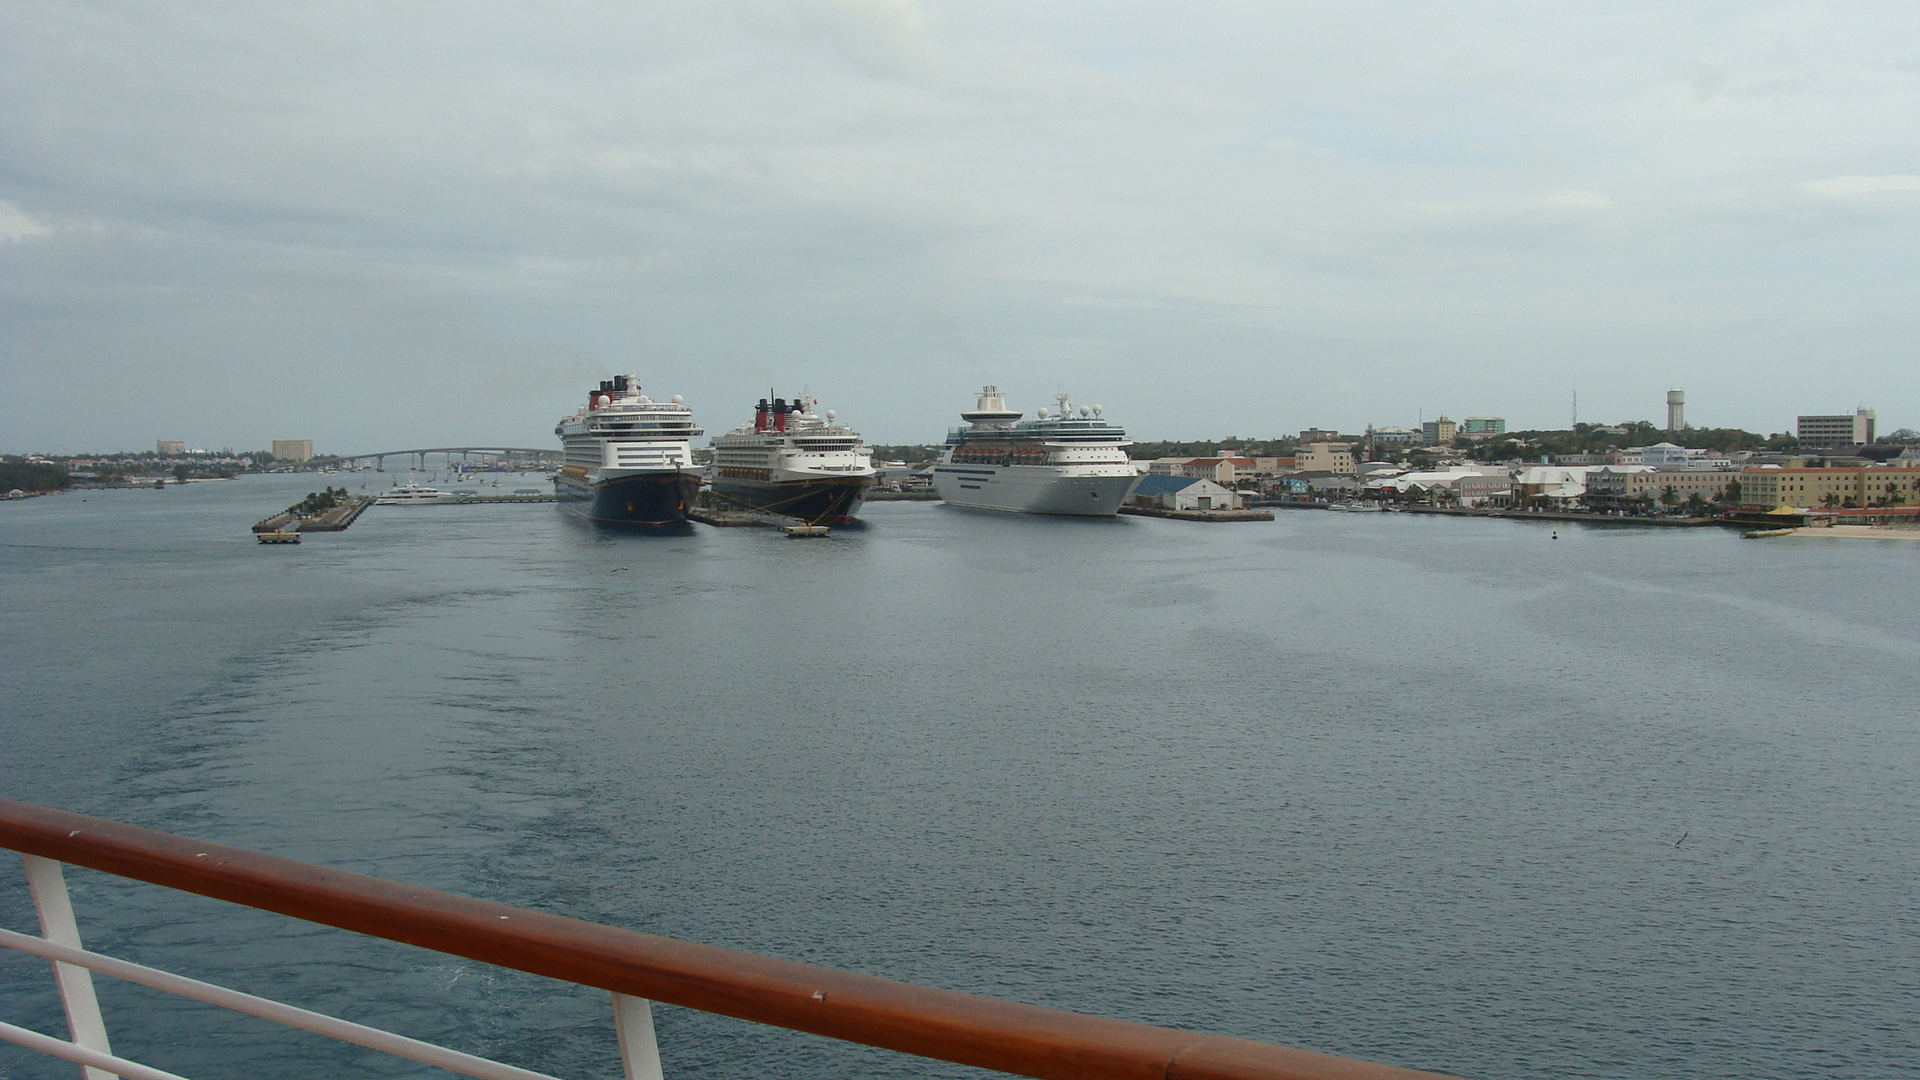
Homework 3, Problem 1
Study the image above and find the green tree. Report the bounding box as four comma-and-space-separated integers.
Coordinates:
0, 461, 71, 491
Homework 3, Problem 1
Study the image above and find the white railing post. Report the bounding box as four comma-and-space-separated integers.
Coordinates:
611, 993, 663, 1080
21, 855, 117, 1080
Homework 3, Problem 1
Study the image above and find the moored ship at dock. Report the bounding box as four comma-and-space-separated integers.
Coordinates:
932, 386, 1141, 516
554, 374, 702, 526
709, 395, 874, 524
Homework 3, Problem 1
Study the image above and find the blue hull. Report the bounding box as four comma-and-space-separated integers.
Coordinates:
556, 471, 699, 526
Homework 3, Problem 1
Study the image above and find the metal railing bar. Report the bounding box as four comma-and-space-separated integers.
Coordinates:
0, 799, 1464, 1080
611, 993, 664, 1080
0, 926, 566, 1080
0, 1018, 195, 1080
22, 854, 116, 1080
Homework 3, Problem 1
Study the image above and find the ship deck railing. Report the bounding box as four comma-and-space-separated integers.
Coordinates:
0, 798, 1461, 1080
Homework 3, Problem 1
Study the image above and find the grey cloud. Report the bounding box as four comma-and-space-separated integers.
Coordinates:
3, 1, 1917, 452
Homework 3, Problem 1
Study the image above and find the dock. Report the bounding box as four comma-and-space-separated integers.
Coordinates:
686, 504, 764, 527
256, 531, 301, 544
688, 499, 835, 536
252, 495, 375, 535
1402, 507, 1720, 527
295, 495, 375, 531
1120, 505, 1275, 523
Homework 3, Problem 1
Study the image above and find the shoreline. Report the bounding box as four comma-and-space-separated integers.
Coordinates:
1774, 524, 1920, 541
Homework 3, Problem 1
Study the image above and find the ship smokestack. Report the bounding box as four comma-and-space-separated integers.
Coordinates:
755, 399, 769, 432
773, 398, 788, 432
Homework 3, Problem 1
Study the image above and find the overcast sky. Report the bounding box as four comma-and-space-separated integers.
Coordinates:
4, 1, 1917, 453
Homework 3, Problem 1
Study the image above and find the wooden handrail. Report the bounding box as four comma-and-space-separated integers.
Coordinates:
0, 799, 1462, 1080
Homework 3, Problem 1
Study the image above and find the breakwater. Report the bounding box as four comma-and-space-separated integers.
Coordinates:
251, 494, 374, 533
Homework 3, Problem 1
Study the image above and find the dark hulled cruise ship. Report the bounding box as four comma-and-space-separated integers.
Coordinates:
554, 374, 702, 526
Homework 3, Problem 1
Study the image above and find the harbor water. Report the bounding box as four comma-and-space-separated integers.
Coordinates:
2, 474, 1916, 1079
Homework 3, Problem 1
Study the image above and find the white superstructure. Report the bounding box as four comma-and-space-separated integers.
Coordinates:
556, 376, 699, 477
932, 387, 1140, 516
711, 397, 874, 485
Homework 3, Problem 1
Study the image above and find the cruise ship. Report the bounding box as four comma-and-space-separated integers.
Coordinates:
709, 395, 875, 524
553, 375, 702, 526
932, 386, 1141, 516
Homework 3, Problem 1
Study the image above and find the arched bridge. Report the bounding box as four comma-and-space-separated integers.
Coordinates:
334, 447, 562, 471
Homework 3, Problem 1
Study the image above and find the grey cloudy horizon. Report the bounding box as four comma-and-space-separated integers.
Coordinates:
4, 1, 1917, 455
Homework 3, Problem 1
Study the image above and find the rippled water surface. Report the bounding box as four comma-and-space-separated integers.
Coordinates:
3, 475, 1917, 1079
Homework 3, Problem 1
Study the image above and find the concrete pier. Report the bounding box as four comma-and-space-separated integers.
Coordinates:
1120, 505, 1274, 522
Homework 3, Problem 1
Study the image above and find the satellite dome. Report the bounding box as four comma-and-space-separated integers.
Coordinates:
825, 409, 836, 421
1078, 406, 1090, 417
671, 395, 683, 405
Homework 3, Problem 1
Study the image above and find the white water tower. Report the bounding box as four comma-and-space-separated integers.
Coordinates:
1666, 389, 1686, 432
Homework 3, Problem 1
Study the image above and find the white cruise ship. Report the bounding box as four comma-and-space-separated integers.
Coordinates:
709, 395, 875, 524
932, 386, 1141, 516
553, 374, 702, 526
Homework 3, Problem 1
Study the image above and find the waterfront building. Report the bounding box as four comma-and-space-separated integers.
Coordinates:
271, 439, 315, 462
1296, 443, 1355, 474
1455, 473, 1513, 507
1369, 425, 1420, 445
1511, 466, 1592, 503
1586, 465, 1732, 508
1128, 475, 1243, 511
1736, 465, 1920, 510
1366, 465, 1509, 505
1288, 472, 1362, 496
1796, 409, 1876, 448
1459, 417, 1506, 440
156, 440, 186, 455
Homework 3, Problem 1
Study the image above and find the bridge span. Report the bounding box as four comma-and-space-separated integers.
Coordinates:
335, 447, 561, 471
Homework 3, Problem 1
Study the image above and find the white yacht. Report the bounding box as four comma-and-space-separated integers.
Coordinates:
932, 386, 1141, 516
554, 374, 702, 526
709, 395, 874, 524
373, 482, 472, 506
